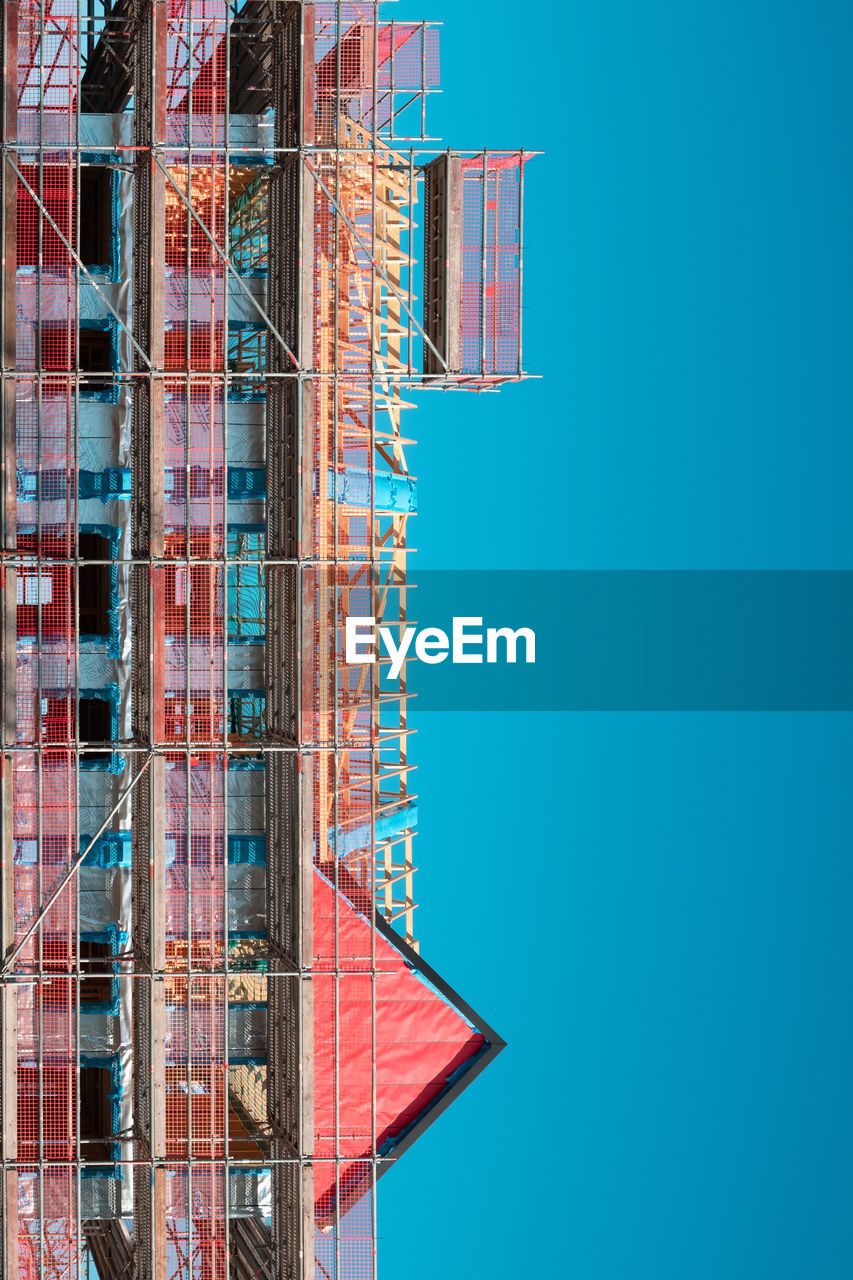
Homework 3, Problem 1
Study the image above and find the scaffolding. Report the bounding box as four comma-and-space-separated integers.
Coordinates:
0, 4, 532, 1280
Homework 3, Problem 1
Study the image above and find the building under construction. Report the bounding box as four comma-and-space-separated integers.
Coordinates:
0, 4, 532, 1279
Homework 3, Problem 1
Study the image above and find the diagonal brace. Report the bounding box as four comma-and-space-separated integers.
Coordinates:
1, 753, 153, 974
302, 155, 449, 373
153, 156, 300, 370
5, 155, 153, 372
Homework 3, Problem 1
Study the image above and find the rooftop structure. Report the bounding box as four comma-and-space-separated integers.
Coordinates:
0, 4, 533, 1279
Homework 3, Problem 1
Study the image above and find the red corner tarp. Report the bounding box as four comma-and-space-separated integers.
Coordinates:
312, 869, 490, 1217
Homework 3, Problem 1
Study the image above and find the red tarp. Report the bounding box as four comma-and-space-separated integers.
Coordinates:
312, 869, 488, 1215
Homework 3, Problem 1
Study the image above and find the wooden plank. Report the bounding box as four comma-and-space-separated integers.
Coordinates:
153, 1168, 167, 1280
302, 3, 316, 147
445, 155, 463, 374
422, 154, 462, 375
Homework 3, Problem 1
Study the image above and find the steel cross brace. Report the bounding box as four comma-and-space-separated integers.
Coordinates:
153, 155, 301, 370
4, 153, 154, 371
1, 752, 154, 974
301, 153, 449, 372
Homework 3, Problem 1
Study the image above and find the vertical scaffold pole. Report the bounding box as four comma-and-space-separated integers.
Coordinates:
0, 6, 18, 1279
150, 0, 167, 1270
131, 5, 167, 1280
264, 5, 314, 1278
300, 13, 316, 1275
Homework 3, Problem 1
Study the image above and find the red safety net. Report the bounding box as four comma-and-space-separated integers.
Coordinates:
315, 7, 439, 135
13, 1, 82, 1245
15, 8, 120, 1279
460, 154, 525, 378
312, 868, 487, 1221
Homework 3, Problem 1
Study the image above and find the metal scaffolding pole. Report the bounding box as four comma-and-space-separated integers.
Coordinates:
264, 8, 313, 1280
0, 5, 18, 1277
131, 5, 168, 1280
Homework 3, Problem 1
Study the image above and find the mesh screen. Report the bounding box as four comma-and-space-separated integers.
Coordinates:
3, 6, 519, 1280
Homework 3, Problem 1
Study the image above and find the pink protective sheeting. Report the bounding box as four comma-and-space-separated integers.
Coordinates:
312, 870, 488, 1216
460, 152, 526, 172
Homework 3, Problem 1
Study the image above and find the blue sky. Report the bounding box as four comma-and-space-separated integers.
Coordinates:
381, 2, 853, 1278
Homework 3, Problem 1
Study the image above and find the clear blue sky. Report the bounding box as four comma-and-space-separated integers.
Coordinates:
381, 3, 853, 1279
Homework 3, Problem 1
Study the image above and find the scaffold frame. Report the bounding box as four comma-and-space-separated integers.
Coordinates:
0, 5, 529, 1280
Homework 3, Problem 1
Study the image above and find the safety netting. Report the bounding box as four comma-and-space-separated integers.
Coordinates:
5, 5, 512, 1280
